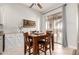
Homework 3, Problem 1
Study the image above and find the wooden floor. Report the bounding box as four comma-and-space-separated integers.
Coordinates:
2, 43, 73, 55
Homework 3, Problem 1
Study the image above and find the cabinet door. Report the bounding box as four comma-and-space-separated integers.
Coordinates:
5, 33, 24, 51
5, 34, 16, 50
16, 34, 24, 49
0, 36, 3, 53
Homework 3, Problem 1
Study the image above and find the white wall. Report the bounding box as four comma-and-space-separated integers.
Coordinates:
0, 3, 41, 33
66, 4, 78, 49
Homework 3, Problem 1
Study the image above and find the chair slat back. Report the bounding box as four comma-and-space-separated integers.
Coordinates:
24, 32, 29, 42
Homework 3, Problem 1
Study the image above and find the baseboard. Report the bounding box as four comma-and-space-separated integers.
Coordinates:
68, 45, 77, 49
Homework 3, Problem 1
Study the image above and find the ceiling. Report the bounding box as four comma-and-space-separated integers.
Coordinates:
24, 3, 63, 14
0, 3, 63, 14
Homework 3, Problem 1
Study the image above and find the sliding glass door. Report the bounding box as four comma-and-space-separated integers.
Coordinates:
46, 11, 63, 45
54, 18, 63, 44
45, 4, 68, 47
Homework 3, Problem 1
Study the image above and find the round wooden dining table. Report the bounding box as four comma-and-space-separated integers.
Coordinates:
28, 33, 54, 55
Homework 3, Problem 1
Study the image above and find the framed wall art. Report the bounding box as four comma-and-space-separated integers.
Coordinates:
23, 19, 36, 28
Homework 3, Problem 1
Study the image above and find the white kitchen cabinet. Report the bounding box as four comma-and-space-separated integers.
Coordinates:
5, 33, 24, 54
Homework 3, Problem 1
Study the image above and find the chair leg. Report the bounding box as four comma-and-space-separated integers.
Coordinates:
38, 49, 40, 55
29, 46, 30, 55
38, 45, 40, 55
50, 50, 52, 55
49, 45, 52, 55
24, 45, 26, 55
45, 45, 46, 55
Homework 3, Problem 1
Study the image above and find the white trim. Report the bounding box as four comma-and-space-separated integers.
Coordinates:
42, 4, 65, 15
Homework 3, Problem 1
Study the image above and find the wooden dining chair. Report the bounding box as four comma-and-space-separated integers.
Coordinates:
38, 32, 52, 55
24, 32, 33, 55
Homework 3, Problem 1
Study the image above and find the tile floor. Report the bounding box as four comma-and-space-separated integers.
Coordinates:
2, 33, 73, 55
2, 44, 73, 55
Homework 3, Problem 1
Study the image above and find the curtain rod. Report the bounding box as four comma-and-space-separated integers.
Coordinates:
42, 4, 67, 15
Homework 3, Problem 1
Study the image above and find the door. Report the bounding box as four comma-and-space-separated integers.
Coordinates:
54, 19, 63, 44
46, 12, 63, 45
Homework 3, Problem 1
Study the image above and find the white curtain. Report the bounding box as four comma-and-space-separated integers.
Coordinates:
62, 4, 68, 47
